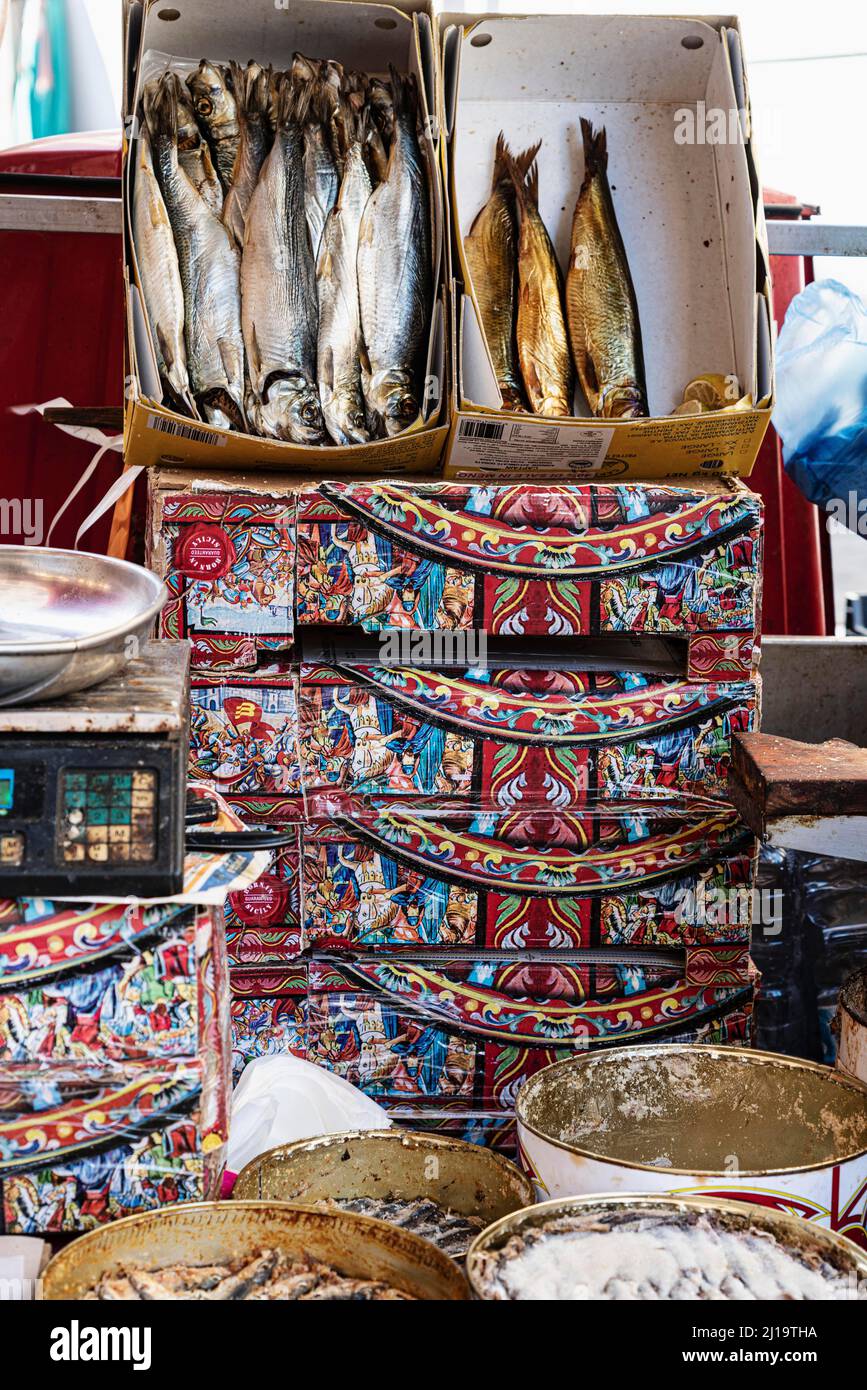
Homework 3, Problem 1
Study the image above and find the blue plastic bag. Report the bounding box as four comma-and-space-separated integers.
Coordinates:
773, 279, 867, 524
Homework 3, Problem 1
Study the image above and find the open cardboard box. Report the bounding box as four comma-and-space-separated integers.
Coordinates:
437, 11, 774, 480
122, 0, 448, 473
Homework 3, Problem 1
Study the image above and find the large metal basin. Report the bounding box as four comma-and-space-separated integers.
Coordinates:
41, 1200, 469, 1300
0, 547, 165, 705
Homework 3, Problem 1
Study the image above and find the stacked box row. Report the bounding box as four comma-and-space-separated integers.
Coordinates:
149, 474, 763, 682
0, 896, 231, 1234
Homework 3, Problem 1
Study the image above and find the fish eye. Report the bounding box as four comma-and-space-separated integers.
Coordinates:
301, 404, 319, 424
351, 413, 366, 428
196, 98, 212, 115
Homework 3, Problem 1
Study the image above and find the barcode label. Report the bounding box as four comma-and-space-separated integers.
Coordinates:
459, 419, 505, 441
146, 413, 227, 447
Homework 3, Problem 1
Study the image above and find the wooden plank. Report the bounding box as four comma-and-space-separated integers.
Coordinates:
730, 732, 867, 836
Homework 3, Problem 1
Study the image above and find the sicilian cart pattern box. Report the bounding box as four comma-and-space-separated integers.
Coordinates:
305, 953, 757, 1130
146, 475, 296, 672
229, 963, 308, 1084
189, 670, 301, 803
0, 897, 231, 1233
295, 479, 763, 680
299, 661, 759, 807
225, 843, 303, 965
300, 800, 757, 965
0, 1061, 225, 1234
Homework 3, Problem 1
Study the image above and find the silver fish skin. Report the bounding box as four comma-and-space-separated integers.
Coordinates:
357, 66, 431, 437
223, 61, 271, 251
131, 128, 197, 416
303, 117, 339, 264
316, 141, 372, 444
241, 79, 326, 444
173, 82, 224, 214
185, 61, 240, 191
144, 75, 246, 428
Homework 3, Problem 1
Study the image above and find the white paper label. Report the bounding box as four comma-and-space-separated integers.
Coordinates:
146, 413, 227, 447
451, 415, 614, 475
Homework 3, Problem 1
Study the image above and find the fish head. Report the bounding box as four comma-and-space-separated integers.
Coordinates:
262, 376, 328, 445
602, 383, 648, 420
367, 371, 421, 437
324, 392, 371, 446
186, 61, 237, 134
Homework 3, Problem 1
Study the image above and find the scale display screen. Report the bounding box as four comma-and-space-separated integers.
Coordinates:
0, 769, 13, 813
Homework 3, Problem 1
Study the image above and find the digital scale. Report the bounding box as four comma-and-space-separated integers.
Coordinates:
0, 641, 189, 897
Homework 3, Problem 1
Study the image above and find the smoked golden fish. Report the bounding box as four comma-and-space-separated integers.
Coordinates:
507, 150, 573, 418
464, 135, 538, 412
566, 119, 648, 419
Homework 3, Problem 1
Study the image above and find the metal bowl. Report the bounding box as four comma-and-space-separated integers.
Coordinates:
233, 1129, 535, 1230
0, 547, 166, 706
466, 1193, 867, 1300
41, 1200, 469, 1300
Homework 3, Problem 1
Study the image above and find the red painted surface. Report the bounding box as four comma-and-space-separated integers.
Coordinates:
0, 131, 125, 555
752, 189, 830, 635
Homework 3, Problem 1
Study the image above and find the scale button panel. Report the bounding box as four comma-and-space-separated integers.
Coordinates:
0, 833, 24, 866
58, 768, 159, 865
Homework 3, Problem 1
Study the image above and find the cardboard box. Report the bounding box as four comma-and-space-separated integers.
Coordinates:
146, 467, 296, 671
301, 801, 757, 956
299, 658, 760, 806
229, 963, 308, 1083
190, 669, 302, 801
123, 0, 448, 474
306, 953, 757, 1112
295, 478, 763, 678
225, 842, 303, 964
0, 1061, 225, 1233
438, 13, 773, 478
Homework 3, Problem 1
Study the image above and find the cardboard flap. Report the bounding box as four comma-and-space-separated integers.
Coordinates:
324, 664, 748, 745
329, 955, 742, 1046
338, 806, 747, 895
317, 479, 761, 577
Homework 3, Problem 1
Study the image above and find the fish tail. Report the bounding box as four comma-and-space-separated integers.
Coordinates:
514, 139, 542, 182
143, 71, 179, 147
491, 132, 513, 190
503, 142, 541, 215
231, 59, 271, 121
274, 71, 309, 129
388, 64, 419, 122
580, 118, 607, 192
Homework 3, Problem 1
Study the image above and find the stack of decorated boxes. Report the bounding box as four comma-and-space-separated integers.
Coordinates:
148, 469, 763, 1154
0, 893, 231, 1233
146, 472, 306, 1084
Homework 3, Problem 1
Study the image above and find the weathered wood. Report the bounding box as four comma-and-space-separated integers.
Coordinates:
730, 732, 867, 836
0, 640, 189, 735
43, 407, 124, 430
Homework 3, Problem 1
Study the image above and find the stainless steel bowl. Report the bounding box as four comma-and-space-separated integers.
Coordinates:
41, 1200, 470, 1300
0, 547, 166, 705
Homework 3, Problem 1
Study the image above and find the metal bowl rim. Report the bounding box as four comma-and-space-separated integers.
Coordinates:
233, 1127, 536, 1207
515, 1043, 867, 1177
0, 547, 166, 654
41, 1199, 469, 1300
465, 1191, 867, 1296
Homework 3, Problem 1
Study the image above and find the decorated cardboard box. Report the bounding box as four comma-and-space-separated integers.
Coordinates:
299, 660, 759, 807
0, 899, 229, 1085
0, 1061, 225, 1234
301, 799, 757, 959
146, 469, 296, 672
295, 479, 763, 679
229, 963, 308, 1084
306, 953, 757, 1117
225, 842, 303, 966
189, 670, 301, 805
